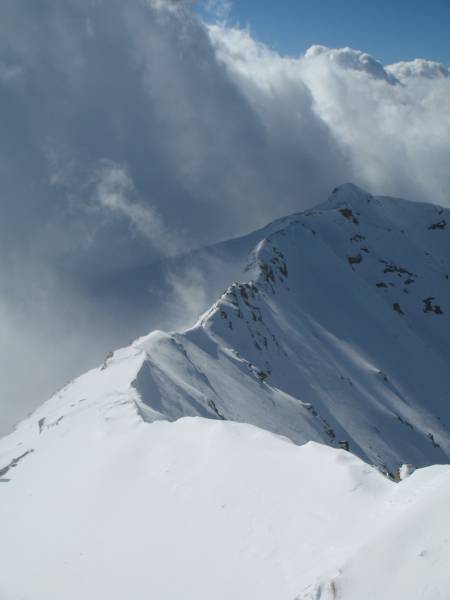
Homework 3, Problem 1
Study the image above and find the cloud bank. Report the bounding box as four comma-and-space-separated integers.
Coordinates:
0, 0, 449, 433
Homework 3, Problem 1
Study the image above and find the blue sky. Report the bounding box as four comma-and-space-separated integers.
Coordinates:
201, 0, 450, 65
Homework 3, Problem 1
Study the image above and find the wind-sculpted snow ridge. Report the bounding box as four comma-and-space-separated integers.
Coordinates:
4, 183, 450, 476
133, 183, 450, 473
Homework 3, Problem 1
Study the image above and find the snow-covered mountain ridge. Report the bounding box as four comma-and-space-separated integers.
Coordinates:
4, 183, 450, 475
2, 183, 450, 599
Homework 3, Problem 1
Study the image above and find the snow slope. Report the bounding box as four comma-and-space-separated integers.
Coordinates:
1, 410, 449, 600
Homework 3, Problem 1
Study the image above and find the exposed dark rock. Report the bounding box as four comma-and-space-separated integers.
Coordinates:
304, 403, 318, 417
348, 254, 363, 267
339, 208, 359, 225
384, 264, 413, 277
322, 423, 336, 439
256, 370, 269, 382
101, 351, 114, 371
207, 399, 226, 420
393, 302, 404, 315
0, 449, 34, 478
427, 432, 440, 448
428, 220, 447, 230
377, 370, 389, 382
397, 415, 414, 429
423, 297, 444, 315
260, 262, 275, 283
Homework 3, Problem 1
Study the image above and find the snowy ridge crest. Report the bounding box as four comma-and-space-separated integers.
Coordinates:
4, 184, 450, 477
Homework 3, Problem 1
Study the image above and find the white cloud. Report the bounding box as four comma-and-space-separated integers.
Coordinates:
305, 45, 399, 83
209, 25, 450, 204
201, 0, 232, 22
387, 58, 449, 80
91, 161, 180, 257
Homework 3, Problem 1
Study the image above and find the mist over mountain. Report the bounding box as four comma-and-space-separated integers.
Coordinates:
1, 0, 449, 433
11, 183, 450, 470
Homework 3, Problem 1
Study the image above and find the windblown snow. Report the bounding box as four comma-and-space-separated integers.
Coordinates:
1, 184, 449, 598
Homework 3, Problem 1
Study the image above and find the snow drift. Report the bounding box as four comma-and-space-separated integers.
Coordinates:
1, 414, 449, 599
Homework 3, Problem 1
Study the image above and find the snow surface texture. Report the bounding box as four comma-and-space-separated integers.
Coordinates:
1, 185, 450, 597
1, 415, 449, 599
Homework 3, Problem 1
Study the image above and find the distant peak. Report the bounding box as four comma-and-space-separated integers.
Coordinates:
327, 183, 374, 207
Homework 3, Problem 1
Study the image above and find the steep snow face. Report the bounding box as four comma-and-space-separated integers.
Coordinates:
6, 184, 450, 474
1, 414, 449, 600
